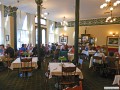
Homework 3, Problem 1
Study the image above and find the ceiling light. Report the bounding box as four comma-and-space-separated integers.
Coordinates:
100, 0, 119, 22
105, 11, 116, 23
100, 0, 120, 10
64, 26, 67, 31
61, 16, 68, 26
61, 16, 68, 31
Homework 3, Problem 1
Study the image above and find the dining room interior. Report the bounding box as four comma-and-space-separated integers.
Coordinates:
0, 0, 120, 90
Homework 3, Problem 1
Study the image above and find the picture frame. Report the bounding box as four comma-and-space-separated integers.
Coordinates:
6, 35, 9, 41
81, 34, 90, 43
59, 36, 68, 44
106, 36, 119, 46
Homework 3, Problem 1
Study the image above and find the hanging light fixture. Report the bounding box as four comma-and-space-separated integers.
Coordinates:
100, 0, 120, 22
61, 16, 68, 31
105, 11, 116, 22
100, 0, 120, 11
61, 16, 68, 26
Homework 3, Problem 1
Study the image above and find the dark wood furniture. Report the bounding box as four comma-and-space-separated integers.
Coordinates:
59, 66, 77, 89
20, 57, 33, 77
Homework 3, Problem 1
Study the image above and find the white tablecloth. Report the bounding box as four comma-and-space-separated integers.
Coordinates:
113, 75, 120, 85
89, 56, 103, 68
10, 57, 38, 70
48, 62, 83, 79
68, 53, 74, 61
82, 50, 96, 56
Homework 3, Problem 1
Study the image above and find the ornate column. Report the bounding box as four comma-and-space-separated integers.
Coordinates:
74, 0, 80, 65
35, 0, 42, 69
12, 7, 18, 52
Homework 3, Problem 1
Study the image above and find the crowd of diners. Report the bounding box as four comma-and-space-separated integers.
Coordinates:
79, 44, 120, 76
0, 43, 75, 59
0, 42, 120, 58
0, 44, 14, 58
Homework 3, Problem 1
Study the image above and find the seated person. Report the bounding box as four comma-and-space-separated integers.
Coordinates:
68, 45, 74, 54
20, 44, 27, 52
4, 44, 14, 58
114, 52, 119, 57
53, 49, 59, 60
109, 51, 114, 57
32, 44, 38, 56
0, 44, 5, 55
93, 49, 105, 63
27, 47, 33, 56
59, 50, 68, 62
60, 44, 66, 51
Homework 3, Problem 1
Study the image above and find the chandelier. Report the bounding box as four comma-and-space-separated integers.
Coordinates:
61, 16, 68, 26
105, 11, 116, 22
61, 16, 68, 31
100, 0, 120, 11
100, 0, 120, 22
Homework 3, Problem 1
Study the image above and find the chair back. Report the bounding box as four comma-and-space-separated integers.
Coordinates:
63, 81, 82, 90
62, 66, 76, 76
5, 54, 12, 68
106, 56, 119, 68
93, 56, 102, 60
20, 57, 32, 68
63, 87, 72, 90
72, 81, 82, 90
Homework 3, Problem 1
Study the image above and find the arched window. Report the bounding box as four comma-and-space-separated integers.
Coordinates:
36, 28, 46, 45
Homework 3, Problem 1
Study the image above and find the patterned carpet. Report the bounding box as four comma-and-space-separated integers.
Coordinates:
0, 57, 115, 90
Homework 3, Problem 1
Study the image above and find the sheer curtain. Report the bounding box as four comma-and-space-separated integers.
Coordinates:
0, 11, 1, 44
49, 24, 54, 43
17, 15, 29, 49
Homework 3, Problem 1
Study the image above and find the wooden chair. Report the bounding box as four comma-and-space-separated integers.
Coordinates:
93, 56, 103, 71
106, 57, 120, 75
63, 81, 83, 90
72, 81, 82, 90
44, 61, 50, 90
63, 87, 71, 90
20, 57, 33, 77
59, 66, 77, 89
5, 54, 14, 70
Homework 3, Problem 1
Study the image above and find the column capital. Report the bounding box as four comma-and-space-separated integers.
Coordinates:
35, 0, 43, 5
4, 6, 18, 17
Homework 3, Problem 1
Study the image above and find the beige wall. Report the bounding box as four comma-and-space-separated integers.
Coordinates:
57, 24, 120, 46
58, 27, 74, 45
10, 16, 14, 48
0, 5, 5, 44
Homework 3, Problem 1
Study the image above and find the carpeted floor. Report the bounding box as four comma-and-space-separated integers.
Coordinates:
0, 57, 115, 90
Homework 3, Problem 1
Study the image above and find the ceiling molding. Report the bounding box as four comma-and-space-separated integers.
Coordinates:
56, 17, 120, 27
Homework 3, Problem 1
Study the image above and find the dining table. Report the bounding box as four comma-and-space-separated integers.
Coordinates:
10, 57, 38, 70
113, 75, 120, 85
48, 62, 83, 79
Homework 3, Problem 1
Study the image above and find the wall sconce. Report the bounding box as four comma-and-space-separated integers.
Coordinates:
109, 32, 118, 36
112, 33, 115, 36
61, 34, 65, 37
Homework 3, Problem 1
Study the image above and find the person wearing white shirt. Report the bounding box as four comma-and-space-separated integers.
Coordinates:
93, 49, 105, 63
